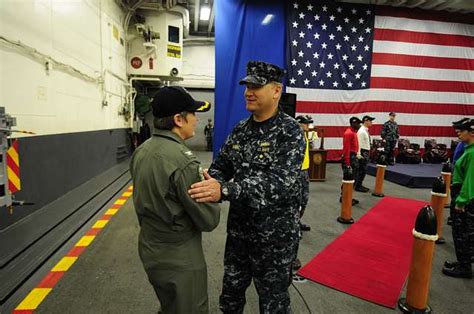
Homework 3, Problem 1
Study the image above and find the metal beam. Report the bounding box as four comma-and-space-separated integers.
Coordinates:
208, 0, 215, 35
194, 0, 200, 33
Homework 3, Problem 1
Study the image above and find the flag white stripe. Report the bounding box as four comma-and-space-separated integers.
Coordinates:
302, 113, 466, 127
372, 41, 474, 59
313, 136, 457, 150
375, 16, 474, 37
371, 65, 473, 82
286, 87, 474, 104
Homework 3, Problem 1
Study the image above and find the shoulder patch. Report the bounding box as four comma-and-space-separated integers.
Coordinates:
180, 147, 197, 162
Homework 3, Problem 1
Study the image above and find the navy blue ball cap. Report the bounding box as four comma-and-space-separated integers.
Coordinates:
239, 61, 286, 86
151, 86, 211, 118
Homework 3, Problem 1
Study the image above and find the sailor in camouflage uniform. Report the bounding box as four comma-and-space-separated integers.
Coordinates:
188, 61, 305, 313
380, 112, 400, 165
130, 86, 221, 313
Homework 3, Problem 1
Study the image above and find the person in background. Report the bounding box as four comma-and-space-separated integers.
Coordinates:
291, 115, 313, 282
380, 112, 399, 165
341, 117, 362, 205
442, 118, 474, 279
355, 115, 375, 192
188, 60, 305, 313
204, 118, 214, 151
447, 118, 469, 225
295, 115, 313, 232
452, 118, 469, 164
130, 86, 221, 313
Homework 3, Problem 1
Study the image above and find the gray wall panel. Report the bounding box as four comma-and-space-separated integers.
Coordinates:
0, 128, 131, 230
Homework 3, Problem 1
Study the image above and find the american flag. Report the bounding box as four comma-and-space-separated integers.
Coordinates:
286, 1, 474, 161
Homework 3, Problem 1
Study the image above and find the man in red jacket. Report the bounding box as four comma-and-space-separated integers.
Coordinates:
340, 117, 362, 205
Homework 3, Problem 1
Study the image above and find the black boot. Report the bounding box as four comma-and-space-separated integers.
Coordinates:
445, 258, 474, 268
444, 260, 459, 268
355, 186, 370, 193
447, 216, 452, 225
300, 223, 311, 231
292, 258, 302, 271
442, 263, 472, 279
339, 197, 359, 205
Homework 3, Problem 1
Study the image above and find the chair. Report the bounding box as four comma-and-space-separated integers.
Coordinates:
370, 139, 385, 163
396, 139, 421, 164
423, 139, 449, 163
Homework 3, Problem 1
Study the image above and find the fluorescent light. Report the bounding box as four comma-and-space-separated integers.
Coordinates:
200, 6, 211, 21
261, 14, 274, 25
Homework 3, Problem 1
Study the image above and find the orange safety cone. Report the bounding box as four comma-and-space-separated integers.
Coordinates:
398, 205, 438, 314
441, 162, 452, 208
430, 177, 446, 244
338, 166, 354, 224
372, 155, 387, 197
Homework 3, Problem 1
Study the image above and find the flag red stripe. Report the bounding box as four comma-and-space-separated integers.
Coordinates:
376, 6, 474, 26
327, 150, 343, 161
374, 28, 474, 48
372, 53, 474, 71
370, 77, 474, 93
296, 101, 474, 115
317, 125, 456, 138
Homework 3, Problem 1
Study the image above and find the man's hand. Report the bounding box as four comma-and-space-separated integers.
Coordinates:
455, 205, 465, 213
188, 170, 222, 202
356, 154, 362, 160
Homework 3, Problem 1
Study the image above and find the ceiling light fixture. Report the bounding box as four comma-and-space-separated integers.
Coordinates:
200, 5, 211, 21
261, 14, 274, 25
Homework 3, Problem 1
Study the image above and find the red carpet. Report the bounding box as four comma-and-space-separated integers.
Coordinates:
298, 196, 428, 308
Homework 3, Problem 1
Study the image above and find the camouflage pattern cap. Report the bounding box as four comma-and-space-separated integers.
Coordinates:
452, 117, 469, 129
296, 115, 313, 124
456, 118, 474, 131
239, 61, 286, 86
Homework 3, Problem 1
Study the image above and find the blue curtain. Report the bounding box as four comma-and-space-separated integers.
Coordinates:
214, 0, 285, 154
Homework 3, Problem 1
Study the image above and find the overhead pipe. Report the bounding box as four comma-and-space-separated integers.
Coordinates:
194, 0, 200, 33
208, 1, 215, 36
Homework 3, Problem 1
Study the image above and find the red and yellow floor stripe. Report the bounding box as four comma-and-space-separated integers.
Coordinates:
13, 185, 133, 313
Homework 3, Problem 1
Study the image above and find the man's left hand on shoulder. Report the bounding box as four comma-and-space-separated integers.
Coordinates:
188, 170, 222, 202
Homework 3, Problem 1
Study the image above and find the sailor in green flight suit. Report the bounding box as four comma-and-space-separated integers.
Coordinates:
130, 86, 221, 313
442, 118, 474, 279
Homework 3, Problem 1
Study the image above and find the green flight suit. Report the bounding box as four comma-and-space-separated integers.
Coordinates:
130, 129, 221, 314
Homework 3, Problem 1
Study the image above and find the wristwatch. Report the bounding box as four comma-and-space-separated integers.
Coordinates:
221, 184, 229, 200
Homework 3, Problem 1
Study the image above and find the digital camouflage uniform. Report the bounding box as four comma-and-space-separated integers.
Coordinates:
209, 110, 305, 314
451, 143, 474, 267
380, 120, 399, 164
130, 129, 221, 314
